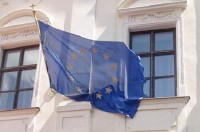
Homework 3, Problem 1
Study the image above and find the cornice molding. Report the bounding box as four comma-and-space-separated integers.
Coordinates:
117, 0, 187, 16
0, 22, 40, 48
0, 9, 49, 27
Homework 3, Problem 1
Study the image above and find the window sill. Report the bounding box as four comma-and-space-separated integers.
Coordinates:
127, 96, 190, 132
0, 107, 40, 117
0, 107, 40, 131
139, 96, 190, 109
56, 96, 190, 132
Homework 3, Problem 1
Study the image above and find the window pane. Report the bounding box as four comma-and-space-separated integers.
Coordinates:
131, 34, 150, 53
4, 51, 20, 67
155, 31, 174, 51
140, 57, 150, 77
1, 71, 18, 91
143, 80, 150, 98
17, 90, 33, 109
19, 70, 36, 89
0, 92, 14, 110
155, 55, 174, 76
23, 48, 39, 65
155, 78, 175, 97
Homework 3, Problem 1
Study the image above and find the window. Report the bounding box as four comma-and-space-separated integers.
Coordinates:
0, 46, 39, 110
130, 29, 176, 98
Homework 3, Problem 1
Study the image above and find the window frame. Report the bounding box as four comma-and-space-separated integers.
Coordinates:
130, 28, 177, 98
0, 45, 38, 109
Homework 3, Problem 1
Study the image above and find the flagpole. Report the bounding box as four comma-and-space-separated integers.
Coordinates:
30, 4, 56, 95
30, 3, 41, 40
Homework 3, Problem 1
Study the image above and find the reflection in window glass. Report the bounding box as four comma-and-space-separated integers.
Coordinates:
130, 29, 176, 98
132, 34, 150, 53
1, 71, 18, 91
155, 32, 174, 51
4, 51, 20, 67
17, 91, 33, 109
19, 70, 36, 89
0, 92, 14, 110
143, 80, 150, 98
155, 55, 174, 76
23, 48, 39, 65
140, 57, 150, 77
0, 46, 38, 110
155, 78, 175, 97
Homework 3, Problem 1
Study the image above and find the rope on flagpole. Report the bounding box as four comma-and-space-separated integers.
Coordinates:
30, 3, 57, 96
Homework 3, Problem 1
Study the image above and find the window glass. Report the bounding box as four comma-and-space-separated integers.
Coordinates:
140, 57, 150, 77
0, 46, 38, 110
130, 29, 176, 98
4, 51, 20, 67
1, 71, 18, 91
155, 77, 175, 97
155, 55, 174, 76
19, 69, 36, 89
143, 80, 150, 98
0, 92, 14, 110
17, 90, 33, 109
23, 48, 39, 65
131, 34, 150, 53
155, 31, 173, 51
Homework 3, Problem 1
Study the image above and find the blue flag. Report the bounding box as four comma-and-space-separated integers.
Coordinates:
38, 21, 145, 118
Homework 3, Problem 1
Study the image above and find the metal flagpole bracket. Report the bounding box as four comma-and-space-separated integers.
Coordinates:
48, 88, 57, 98
30, 3, 41, 38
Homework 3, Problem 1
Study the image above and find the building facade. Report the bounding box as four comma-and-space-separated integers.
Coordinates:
0, 0, 199, 132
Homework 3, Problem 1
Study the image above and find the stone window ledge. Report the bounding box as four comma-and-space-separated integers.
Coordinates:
139, 96, 190, 110
127, 96, 190, 132
0, 107, 40, 131
56, 96, 189, 132
0, 107, 40, 117
58, 96, 190, 111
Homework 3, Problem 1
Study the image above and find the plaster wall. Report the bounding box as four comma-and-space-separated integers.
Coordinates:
0, 0, 199, 132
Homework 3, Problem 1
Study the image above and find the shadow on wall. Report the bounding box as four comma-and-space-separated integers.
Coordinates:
63, 0, 118, 41
63, 1, 74, 32
187, 0, 200, 131
93, 0, 118, 41
39, 94, 63, 132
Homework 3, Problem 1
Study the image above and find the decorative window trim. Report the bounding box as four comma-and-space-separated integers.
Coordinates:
0, 9, 49, 108
0, 23, 40, 49
117, 0, 187, 16
118, 1, 187, 97
0, 9, 48, 27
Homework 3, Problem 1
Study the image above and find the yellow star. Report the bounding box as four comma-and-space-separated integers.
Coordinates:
66, 64, 73, 71
112, 76, 118, 84
76, 87, 82, 93
111, 64, 117, 71
96, 92, 102, 99
92, 48, 97, 54
80, 48, 87, 54
103, 53, 109, 60
71, 53, 78, 60
106, 87, 112, 94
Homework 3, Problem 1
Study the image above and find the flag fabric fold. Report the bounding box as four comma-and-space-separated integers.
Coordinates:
38, 21, 145, 118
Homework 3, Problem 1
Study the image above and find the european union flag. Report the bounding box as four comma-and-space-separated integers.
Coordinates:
38, 21, 145, 118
